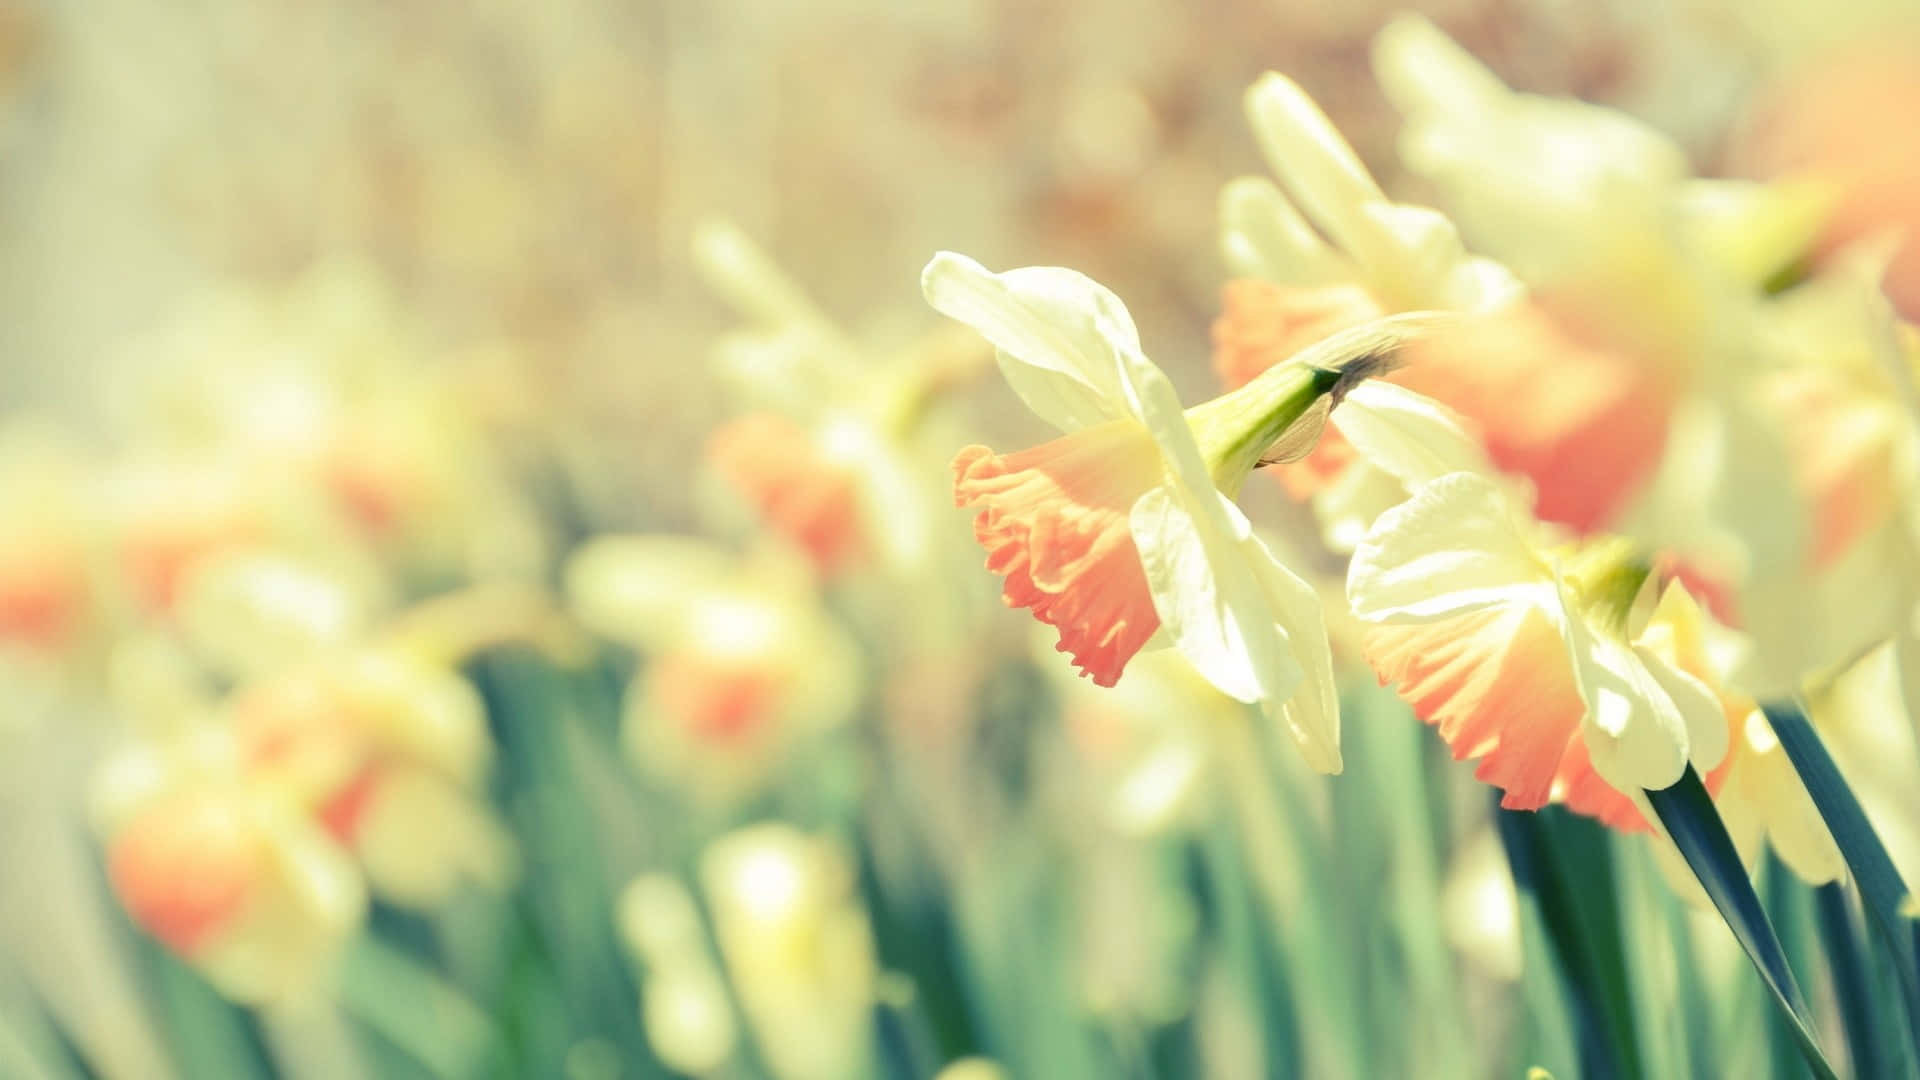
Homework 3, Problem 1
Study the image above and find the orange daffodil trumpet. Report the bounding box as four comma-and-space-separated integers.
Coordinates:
925, 251, 1446, 774
1340, 383, 1730, 823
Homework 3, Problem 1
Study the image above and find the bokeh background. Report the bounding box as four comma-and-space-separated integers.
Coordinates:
3, 2, 1920, 1079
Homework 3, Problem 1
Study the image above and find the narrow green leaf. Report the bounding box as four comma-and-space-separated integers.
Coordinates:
1762, 856, 1817, 1080
1814, 882, 1891, 1079
1765, 701, 1920, 1063
1645, 766, 1835, 1080
339, 937, 500, 1080
1496, 801, 1643, 1079
874, 981, 943, 1080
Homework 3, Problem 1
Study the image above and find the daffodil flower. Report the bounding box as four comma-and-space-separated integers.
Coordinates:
564, 535, 863, 800
94, 725, 366, 1004
926, 253, 1437, 773
1341, 382, 1729, 817
1212, 68, 1520, 552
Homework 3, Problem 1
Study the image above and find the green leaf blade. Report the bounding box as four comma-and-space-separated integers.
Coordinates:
1645, 766, 1836, 1080
1765, 701, 1920, 1065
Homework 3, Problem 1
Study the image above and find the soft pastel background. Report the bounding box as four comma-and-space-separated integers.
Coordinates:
2, 2, 1918, 1079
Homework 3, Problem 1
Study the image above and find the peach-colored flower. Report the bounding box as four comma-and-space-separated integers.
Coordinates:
108, 787, 264, 953
0, 535, 86, 649
231, 672, 374, 839
707, 412, 866, 574
1342, 387, 1729, 825
649, 648, 783, 746
114, 475, 265, 617
226, 652, 509, 908
321, 427, 433, 538
565, 535, 866, 799
93, 726, 368, 1003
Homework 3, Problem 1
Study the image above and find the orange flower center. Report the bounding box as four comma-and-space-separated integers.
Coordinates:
708, 413, 865, 573
954, 418, 1165, 687
650, 648, 781, 745
108, 789, 264, 953
1364, 604, 1650, 831
0, 539, 84, 647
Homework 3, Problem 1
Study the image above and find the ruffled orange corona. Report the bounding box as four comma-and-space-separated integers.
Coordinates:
953, 419, 1166, 688
1363, 599, 1691, 832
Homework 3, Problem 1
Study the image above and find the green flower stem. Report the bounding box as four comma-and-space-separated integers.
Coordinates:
1188, 362, 1336, 496
1188, 310, 1456, 494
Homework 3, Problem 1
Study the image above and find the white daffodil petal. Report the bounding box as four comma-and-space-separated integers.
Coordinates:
1243, 535, 1342, 774
1112, 342, 1217, 499
565, 535, 731, 647
1244, 73, 1392, 270
1131, 487, 1302, 708
1333, 382, 1496, 490
1348, 472, 1555, 622
1742, 717, 1846, 884
1219, 177, 1355, 286
1634, 643, 1730, 773
1371, 14, 1508, 123
1312, 460, 1408, 554
1565, 621, 1690, 795
920, 253, 1135, 432
1358, 202, 1473, 305
1440, 256, 1528, 313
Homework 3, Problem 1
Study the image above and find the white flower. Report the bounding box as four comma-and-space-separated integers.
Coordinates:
1341, 383, 1728, 816
926, 251, 1350, 772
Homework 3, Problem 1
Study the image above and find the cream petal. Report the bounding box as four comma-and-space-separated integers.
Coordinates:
1357, 202, 1473, 306
1634, 643, 1730, 773
1348, 472, 1556, 622
920, 252, 1137, 433
1565, 620, 1690, 794
1744, 717, 1847, 885
1130, 486, 1302, 709
1119, 344, 1327, 732
564, 535, 732, 647
1110, 338, 1217, 500
1333, 382, 1498, 490
1243, 73, 1394, 272
1371, 14, 1507, 124
1441, 256, 1528, 313
1218, 177, 1355, 286
1244, 535, 1342, 774
1312, 459, 1407, 554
